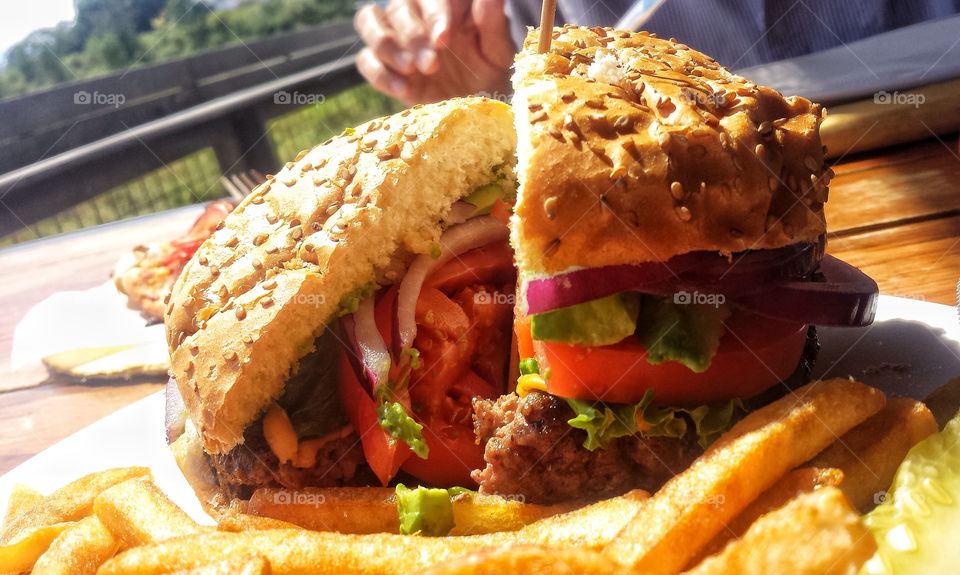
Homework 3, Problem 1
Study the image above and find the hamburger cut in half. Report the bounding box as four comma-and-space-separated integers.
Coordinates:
472, 26, 878, 503
165, 97, 518, 503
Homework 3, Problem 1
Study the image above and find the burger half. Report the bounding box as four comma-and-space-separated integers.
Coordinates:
471, 26, 879, 502
165, 97, 518, 502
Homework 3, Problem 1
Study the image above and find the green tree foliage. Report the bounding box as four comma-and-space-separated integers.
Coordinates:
0, 0, 356, 100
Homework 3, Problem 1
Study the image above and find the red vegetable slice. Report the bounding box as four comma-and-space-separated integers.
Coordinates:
734, 255, 879, 327
524, 241, 822, 314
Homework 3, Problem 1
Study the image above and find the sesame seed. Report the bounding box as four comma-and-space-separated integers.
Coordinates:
304, 243, 315, 253
209, 266, 219, 277
561, 90, 576, 103
543, 197, 558, 219
261, 297, 274, 308
223, 350, 237, 361
198, 255, 209, 265
804, 156, 819, 171
758, 121, 773, 136
252, 196, 264, 205
235, 307, 247, 320
530, 110, 548, 123
263, 278, 278, 290
548, 126, 565, 141
585, 99, 605, 109
252, 258, 263, 270
291, 228, 303, 241
285, 162, 295, 170
675, 205, 692, 221
242, 334, 253, 344
253, 234, 268, 246
266, 213, 278, 225
769, 177, 779, 191
670, 181, 685, 200
226, 236, 239, 248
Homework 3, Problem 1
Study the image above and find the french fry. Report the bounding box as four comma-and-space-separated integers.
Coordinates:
31, 515, 120, 575
99, 490, 650, 575
169, 555, 271, 575
606, 378, 885, 575
217, 513, 302, 532
0, 522, 74, 574
694, 467, 844, 562
246, 488, 398, 534
809, 398, 937, 512
246, 487, 576, 535
421, 544, 618, 575
683, 487, 876, 575
0, 467, 150, 544
93, 478, 205, 546
2, 484, 43, 528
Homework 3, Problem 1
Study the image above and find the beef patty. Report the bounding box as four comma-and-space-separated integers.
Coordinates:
209, 424, 374, 500
471, 391, 702, 504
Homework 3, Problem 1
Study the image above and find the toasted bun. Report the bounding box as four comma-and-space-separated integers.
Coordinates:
511, 26, 829, 278
165, 97, 515, 455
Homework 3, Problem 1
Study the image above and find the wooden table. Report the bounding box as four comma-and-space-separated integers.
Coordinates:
1, 137, 959, 476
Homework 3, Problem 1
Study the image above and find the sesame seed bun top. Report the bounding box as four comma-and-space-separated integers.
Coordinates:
165, 97, 515, 455
511, 26, 830, 278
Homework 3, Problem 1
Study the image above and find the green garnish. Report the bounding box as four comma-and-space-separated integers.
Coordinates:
377, 401, 429, 459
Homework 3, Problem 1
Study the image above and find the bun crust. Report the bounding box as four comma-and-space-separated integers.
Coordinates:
165, 97, 515, 454
511, 27, 829, 278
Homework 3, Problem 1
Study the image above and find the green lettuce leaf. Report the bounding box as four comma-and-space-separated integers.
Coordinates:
565, 391, 744, 451
377, 401, 429, 459
636, 296, 731, 372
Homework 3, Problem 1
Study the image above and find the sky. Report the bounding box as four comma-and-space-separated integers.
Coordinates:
0, 0, 77, 57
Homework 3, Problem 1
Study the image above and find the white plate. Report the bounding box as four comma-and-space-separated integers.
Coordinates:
2, 295, 958, 524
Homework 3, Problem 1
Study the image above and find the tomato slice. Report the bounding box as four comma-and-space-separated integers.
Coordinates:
337, 350, 411, 485
398, 414, 487, 486
424, 241, 515, 293
517, 310, 808, 405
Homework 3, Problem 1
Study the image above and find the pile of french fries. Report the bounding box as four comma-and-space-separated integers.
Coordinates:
0, 378, 939, 575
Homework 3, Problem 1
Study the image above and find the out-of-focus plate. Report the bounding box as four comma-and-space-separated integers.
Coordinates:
1, 295, 957, 523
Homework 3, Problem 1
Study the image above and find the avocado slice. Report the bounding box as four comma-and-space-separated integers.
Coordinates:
531, 293, 641, 347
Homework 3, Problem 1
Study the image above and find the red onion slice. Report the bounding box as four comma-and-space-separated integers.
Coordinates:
340, 314, 371, 397
396, 216, 510, 352
165, 377, 187, 444
524, 241, 822, 314
354, 294, 391, 393
340, 296, 391, 398
444, 201, 477, 225
734, 255, 879, 327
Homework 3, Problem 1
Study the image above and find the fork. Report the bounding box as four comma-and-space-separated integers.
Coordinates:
220, 169, 267, 201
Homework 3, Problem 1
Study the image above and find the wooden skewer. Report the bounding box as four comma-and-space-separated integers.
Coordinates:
537, 0, 557, 53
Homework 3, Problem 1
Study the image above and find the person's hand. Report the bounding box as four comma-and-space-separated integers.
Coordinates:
354, 0, 515, 104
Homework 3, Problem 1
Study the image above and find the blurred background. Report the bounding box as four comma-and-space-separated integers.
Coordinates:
0, 0, 401, 246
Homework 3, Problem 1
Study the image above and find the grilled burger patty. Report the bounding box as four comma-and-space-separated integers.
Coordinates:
209, 426, 374, 500
471, 391, 702, 504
